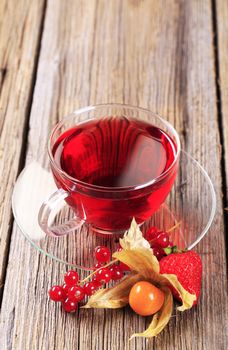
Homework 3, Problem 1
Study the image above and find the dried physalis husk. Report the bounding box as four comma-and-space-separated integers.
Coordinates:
160, 274, 196, 311
84, 219, 196, 339
119, 218, 151, 251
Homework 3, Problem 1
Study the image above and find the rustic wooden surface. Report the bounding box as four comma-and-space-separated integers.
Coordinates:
0, 0, 228, 349
216, 0, 228, 210
0, 0, 46, 299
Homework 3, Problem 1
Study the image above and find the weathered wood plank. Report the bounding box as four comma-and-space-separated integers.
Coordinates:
216, 0, 228, 207
0, 0, 46, 298
0, 0, 227, 349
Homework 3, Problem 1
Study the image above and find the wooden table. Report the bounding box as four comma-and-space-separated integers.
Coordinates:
0, 1, 228, 349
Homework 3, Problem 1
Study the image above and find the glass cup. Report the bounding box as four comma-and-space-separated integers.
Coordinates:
38, 104, 180, 236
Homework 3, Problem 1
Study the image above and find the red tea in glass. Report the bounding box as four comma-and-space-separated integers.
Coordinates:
38, 105, 180, 237
51, 116, 178, 232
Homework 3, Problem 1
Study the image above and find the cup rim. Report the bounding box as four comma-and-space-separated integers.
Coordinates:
48, 103, 181, 192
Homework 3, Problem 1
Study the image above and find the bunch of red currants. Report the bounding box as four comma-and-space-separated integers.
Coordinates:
49, 246, 125, 312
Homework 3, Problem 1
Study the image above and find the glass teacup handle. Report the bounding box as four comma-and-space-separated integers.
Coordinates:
38, 188, 85, 237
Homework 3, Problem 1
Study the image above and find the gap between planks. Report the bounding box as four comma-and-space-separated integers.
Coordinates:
211, 0, 228, 266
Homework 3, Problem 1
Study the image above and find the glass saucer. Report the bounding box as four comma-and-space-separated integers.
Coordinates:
12, 150, 216, 271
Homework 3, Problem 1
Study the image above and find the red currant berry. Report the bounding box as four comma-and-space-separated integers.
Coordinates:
154, 231, 170, 248
93, 280, 102, 288
64, 270, 79, 286
83, 282, 100, 296
119, 262, 130, 271
49, 285, 66, 302
93, 262, 104, 270
94, 246, 111, 263
68, 285, 85, 302
95, 267, 112, 284
152, 245, 165, 261
62, 283, 70, 295
91, 275, 103, 289
109, 265, 124, 281
145, 226, 159, 241
62, 298, 78, 312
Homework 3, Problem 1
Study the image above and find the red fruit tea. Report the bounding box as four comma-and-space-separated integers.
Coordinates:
52, 116, 178, 231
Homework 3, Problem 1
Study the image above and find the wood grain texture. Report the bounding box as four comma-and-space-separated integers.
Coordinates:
0, 0, 228, 349
216, 0, 228, 207
0, 0, 46, 298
